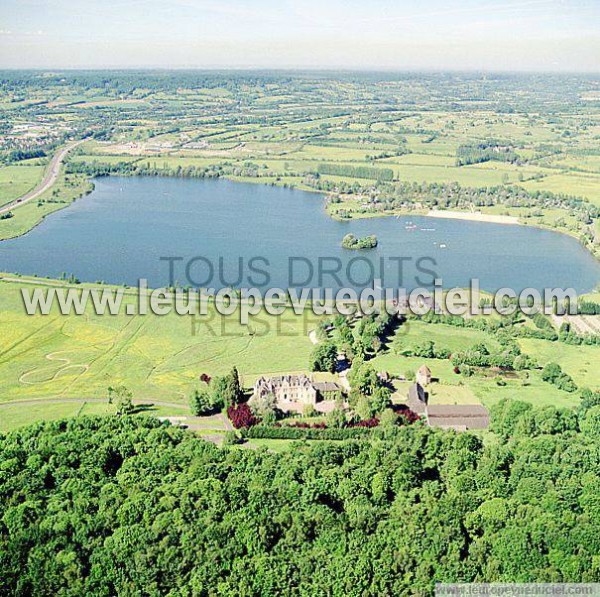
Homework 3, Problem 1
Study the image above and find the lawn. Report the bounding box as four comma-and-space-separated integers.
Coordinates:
468, 372, 582, 410
393, 379, 481, 406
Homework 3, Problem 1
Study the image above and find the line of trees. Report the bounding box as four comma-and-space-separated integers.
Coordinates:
316, 163, 394, 181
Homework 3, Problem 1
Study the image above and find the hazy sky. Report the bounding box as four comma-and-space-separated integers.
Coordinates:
1, 0, 598, 71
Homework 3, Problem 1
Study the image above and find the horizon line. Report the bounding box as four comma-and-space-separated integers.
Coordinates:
1, 66, 599, 76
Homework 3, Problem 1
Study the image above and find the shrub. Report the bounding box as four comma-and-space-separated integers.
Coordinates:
348, 418, 379, 428
189, 389, 215, 416
249, 393, 279, 424
391, 405, 421, 424
326, 406, 347, 429
222, 431, 243, 446
541, 362, 577, 392
302, 404, 317, 418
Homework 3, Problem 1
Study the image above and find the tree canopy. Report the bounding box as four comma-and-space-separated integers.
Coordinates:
1, 413, 599, 594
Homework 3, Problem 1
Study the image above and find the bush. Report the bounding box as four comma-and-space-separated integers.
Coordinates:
348, 417, 379, 428
302, 404, 317, 417
223, 431, 243, 446
189, 389, 215, 416
541, 362, 577, 393
379, 409, 399, 427
326, 406, 347, 429
249, 392, 279, 424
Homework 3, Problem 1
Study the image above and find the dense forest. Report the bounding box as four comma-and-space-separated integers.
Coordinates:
1, 408, 600, 595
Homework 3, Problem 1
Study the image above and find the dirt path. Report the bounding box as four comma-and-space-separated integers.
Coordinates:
0, 139, 87, 216
19, 351, 90, 385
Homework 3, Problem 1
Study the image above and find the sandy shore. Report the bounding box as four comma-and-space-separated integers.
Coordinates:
426, 210, 519, 225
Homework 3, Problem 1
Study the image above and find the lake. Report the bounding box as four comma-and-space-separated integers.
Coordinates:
1, 176, 599, 293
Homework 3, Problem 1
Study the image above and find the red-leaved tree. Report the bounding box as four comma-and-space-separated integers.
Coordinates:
227, 403, 259, 429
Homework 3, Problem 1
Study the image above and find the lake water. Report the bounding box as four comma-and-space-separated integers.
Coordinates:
1, 176, 599, 293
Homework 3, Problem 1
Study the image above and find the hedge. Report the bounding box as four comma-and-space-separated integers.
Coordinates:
241, 425, 386, 441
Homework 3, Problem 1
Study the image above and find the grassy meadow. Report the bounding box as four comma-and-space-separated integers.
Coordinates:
0, 277, 315, 404
0, 400, 190, 434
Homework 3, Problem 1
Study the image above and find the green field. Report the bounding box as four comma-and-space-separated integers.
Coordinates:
371, 318, 597, 410
0, 278, 315, 403
517, 338, 600, 388
388, 320, 501, 354
0, 163, 44, 208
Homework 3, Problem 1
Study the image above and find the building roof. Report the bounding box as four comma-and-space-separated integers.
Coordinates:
255, 374, 314, 389
427, 416, 489, 430
427, 404, 488, 417
426, 403, 490, 430
254, 376, 342, 399
406, 383, 427, 414
312, 381, 341, 393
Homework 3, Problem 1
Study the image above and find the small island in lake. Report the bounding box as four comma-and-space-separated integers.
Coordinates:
341, 233, 378, 250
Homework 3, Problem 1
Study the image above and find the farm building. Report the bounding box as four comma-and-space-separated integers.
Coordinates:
416, 365, 432, 386
405, 382, 489, 431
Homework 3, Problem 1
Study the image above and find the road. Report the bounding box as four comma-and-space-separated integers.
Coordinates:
0, 139, 87, 217
0, 397, 187, 410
